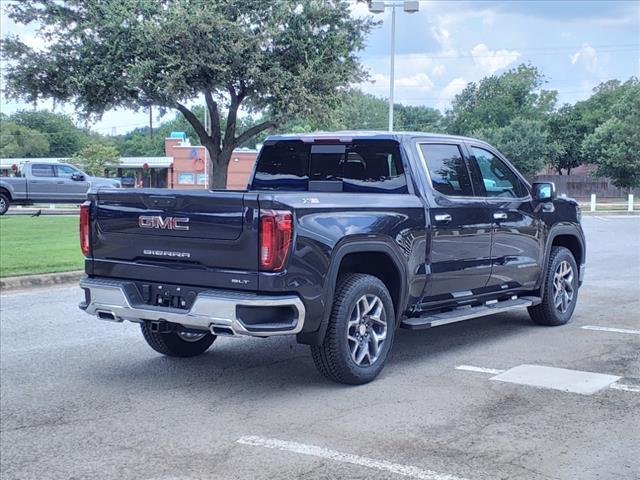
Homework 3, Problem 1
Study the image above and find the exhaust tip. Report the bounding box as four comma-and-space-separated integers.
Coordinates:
96, 310, 121, 322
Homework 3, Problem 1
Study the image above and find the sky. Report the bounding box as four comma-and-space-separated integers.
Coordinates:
1, 0, 639, 135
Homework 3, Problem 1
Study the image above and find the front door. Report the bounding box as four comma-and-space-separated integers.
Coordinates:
417, 143, 493, 302
55, 164, 90, 202
466, 144, 543, 290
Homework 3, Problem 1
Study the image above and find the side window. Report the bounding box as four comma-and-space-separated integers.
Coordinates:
419, 144, 474, 197
31, 164, 56, 177
470, 147, 527, 198
56, 165, 79, 178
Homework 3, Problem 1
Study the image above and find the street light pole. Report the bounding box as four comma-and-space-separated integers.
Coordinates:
389, 5, 396, 132
369, 1, 419, 133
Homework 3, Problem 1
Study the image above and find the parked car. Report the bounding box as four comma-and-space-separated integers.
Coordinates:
78, 132, 585, 384
0, 161, 121, 214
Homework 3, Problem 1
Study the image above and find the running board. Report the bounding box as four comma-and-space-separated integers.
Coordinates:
401, 296, 541, 330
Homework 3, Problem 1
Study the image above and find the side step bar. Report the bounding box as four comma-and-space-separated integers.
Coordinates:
400, 296, 541, 330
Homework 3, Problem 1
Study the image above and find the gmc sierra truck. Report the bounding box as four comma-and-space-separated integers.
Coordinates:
0, 161, 121, 215
79, 132, 585, 384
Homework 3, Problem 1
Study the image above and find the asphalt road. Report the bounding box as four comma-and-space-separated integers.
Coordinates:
1, 215, 639, 480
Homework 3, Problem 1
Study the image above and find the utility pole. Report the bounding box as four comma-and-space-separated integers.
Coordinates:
149, 106, 153, 138
368, 1, 419, 132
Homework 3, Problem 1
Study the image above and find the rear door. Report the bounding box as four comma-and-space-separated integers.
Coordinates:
90, 189, 260, 290
465, 144, 543, 290
417, 142, 493, 302
27, 164, 59, 201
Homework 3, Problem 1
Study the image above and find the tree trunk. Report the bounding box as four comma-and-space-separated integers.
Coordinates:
206, 146, 230, 190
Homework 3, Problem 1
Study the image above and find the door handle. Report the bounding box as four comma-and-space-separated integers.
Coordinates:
434, 213, 452, 223
493, 212, 508, 221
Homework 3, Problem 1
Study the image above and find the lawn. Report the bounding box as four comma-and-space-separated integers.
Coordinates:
0, 215, 84, 277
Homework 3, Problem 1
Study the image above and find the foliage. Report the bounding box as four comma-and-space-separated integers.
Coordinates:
474, 119, 562, 177
2, 0, 376, 187
9, 110, 89, 157
446, 64, 556, 135
0, 119, 50, 158
71, 143, 120, 176
0, 216, 84, 277
582, 81, 640, 191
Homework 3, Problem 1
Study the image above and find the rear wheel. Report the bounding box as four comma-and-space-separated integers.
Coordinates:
528, 246, 579, 326
141, 323, 216, 357
0, 193, 9, 215
311, 273, 395, 385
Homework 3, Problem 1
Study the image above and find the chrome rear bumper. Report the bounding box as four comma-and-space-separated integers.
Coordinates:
79, 276, 305, 337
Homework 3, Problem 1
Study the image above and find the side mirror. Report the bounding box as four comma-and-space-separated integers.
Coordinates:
71, 173, 85, 181
532, 182, 556, 202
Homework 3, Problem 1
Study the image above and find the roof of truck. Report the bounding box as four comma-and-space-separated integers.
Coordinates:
264, 131, 481, 143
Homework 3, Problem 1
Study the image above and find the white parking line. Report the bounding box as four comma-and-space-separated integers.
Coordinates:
581, 325, 640, 335
455, 365, 505, 375
456, 364, 638, 394
236, 435, 470, 480
609, 383, 640, 393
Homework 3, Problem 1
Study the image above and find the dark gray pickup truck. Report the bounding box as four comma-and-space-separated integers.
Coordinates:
0, 161, 121, 214
79, 132, 585, 384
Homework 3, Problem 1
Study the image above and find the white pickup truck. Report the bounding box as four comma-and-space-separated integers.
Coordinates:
0, 161, 121, 214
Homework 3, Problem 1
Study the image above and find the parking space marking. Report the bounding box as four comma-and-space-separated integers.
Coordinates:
456, 364, 637, 395
236, 435, 470, 480
490, 365, 620, 395
581, 325, 640, 335
455, 365, 505, 375
609, 383, 640, 393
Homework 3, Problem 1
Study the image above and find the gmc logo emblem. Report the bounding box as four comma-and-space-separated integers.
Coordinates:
138, 215, 190, 231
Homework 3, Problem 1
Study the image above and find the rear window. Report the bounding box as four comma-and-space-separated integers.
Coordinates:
252, 140, 408, 193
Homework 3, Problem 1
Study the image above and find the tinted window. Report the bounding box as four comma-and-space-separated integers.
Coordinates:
470, 147, 527, 198
252, 140, 408, 193
31, 164, 55, 177
419, 144, 473, 197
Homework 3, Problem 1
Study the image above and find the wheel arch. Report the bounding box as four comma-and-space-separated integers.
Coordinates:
301, 239, 408, 346
539, 225, 585, 295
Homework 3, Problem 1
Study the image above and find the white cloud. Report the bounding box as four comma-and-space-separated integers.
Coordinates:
369, 72, 434, 92
431, 64, 446, 77
470, 43, 520, 73
569, 44, 601, 74
438, 77, 467, 109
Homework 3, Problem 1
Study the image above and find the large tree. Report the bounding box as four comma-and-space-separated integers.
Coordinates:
9, 110, 89, 157
2, 0, 375, 187
445, 64, 557, 136
582, 80, 640, 191
0, 119, 50, 158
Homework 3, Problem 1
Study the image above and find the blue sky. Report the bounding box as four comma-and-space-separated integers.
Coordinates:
1, 0, 638, 134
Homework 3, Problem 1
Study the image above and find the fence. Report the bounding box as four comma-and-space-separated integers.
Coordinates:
533, 174, 640, 200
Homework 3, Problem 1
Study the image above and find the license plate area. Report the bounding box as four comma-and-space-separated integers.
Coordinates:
134, 282, 202, 310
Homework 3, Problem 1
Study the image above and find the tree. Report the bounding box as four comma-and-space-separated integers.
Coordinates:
71, 144, 120, 176
2, 0, 376, 188
396, 104, 443, 133
582, 82, 640, 191
445, 64, 557, 135
9, 110, 89, 157
0, 120, 50, 158
546, 105, 589, 175
474, 118, 562, 177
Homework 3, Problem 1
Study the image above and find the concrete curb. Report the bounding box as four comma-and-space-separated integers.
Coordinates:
6, 208, 79, 216
1, 270, 84, 292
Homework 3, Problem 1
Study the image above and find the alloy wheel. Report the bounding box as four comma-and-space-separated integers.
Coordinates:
553, 260, 574, 313
346, 294, 388, 367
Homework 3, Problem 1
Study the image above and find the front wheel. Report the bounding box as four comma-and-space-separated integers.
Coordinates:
141, 323, 216, 357
528, 246, 579, 326
311, 273, 395, 385
0, 193, 9, 215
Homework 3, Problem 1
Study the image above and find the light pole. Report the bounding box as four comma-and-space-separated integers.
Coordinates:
368, 1, 419, 132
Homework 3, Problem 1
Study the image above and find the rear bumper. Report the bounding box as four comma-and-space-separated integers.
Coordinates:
79, 276, 305, 337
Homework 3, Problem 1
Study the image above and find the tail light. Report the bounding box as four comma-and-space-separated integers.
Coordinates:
259, 209, 293, 271
80, 201, 91, 256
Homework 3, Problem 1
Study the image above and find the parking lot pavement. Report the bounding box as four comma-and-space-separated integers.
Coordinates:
1, 216, 639, 480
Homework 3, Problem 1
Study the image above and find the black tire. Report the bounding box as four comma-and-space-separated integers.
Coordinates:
141, 323, 216, 357
0, 193, 9, 215
311, 273, 396, 385
528, 246, 579, 326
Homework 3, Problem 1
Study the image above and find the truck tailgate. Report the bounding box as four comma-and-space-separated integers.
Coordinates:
89, 189, 259, 289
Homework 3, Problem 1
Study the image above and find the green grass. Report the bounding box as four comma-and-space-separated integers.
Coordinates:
0, 215, 84, 277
